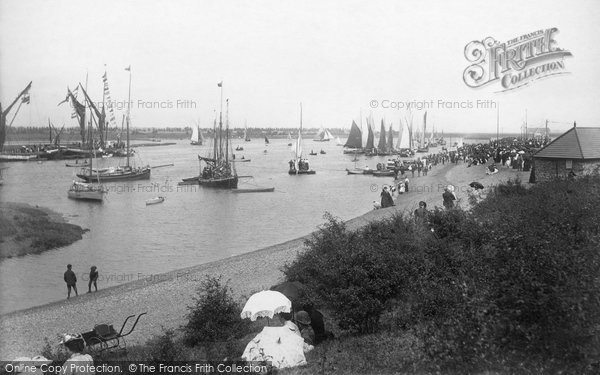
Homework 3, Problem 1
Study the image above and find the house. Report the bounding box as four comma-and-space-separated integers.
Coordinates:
532, 126, 600, 181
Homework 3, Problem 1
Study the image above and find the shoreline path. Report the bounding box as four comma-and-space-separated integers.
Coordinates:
0, 162, 529, 359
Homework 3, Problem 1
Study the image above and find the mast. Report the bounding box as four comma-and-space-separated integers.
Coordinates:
213, 110, 217, 160
496, 104, 499, 145
126, 66, 132, 167
218, 81, 223, 163
1, 81, 32, 152
225, 99, 229, 164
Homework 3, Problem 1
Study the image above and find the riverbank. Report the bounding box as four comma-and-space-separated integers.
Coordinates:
0, 162, 530, 360
0, 203, 87, 260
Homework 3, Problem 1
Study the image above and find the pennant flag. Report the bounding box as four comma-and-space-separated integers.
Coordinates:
125, 66, 131, 71
22, 94, 30, 104
102, 71, 117, 127
217, 81, 222, 87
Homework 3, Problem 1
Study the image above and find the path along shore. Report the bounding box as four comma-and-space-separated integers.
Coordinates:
0, 161, 529, 359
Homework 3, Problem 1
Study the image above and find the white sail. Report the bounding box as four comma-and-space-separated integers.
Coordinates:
191, 126, 199, 143
336, 136, 343, 146
399, 120, 410, 149
324, 129, 334, 140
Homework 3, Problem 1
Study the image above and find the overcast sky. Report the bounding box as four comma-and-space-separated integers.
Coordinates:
1, 0, 599, 134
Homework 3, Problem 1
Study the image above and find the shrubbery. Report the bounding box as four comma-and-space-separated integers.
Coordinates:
182, 275, 250, 347
284, 177, 600, 371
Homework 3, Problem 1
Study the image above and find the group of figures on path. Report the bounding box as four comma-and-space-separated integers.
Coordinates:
63, 264, 99, 299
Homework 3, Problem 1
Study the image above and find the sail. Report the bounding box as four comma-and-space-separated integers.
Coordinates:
399, 120, 410, 149
336, 136, 343, 146
265, 136, 269, 144
191, 126, 199, 143
422, 111, 427, 146
387, 125, 394, 151
325, 129, 334, 140
365, 122, 375, 150
344, 120, 362, 148
377, 120, 387, 151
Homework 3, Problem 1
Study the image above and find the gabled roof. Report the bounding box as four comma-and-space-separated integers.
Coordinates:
534, 127, 600, 159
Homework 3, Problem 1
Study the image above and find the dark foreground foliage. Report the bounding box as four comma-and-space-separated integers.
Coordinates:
284, 177, 600, 372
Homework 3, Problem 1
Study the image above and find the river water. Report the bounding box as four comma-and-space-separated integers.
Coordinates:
1, 138, 407, 314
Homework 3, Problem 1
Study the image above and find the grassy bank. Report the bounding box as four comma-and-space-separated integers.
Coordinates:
0, 203, 87, 259
58, 175, 600, 374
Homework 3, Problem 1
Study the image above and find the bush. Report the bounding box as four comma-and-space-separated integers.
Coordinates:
285, 213, 425, 333
182, 275, 250, 347
285, 177, 600, 371
146, 328, 179, 363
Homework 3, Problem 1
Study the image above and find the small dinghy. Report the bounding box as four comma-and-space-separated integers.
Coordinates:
146, 196, 165, 205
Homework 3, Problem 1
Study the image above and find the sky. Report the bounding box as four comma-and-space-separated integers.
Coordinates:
1, 0, 599, 134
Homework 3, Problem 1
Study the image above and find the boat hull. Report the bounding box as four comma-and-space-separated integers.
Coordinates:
373, 170, 395, 177
0, 154, 38, 161
343, 149, 365, 154
232, 187, 275, 193
67, 190, 104, 201
77, 167, 151, 182
198, 176, 238, 189
288, 169, 316, 175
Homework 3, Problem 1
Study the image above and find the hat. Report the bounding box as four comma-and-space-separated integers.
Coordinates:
59, 333, 84, 345
295, 311, 311, 325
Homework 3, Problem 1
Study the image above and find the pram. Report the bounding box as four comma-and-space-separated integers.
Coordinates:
81, 312, 147, 353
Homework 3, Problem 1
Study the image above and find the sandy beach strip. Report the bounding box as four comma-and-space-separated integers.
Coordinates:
0, 161, 529, 359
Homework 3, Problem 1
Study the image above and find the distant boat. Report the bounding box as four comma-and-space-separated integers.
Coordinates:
77, 70, 150, 182
287, 132, 293, 146
319, 149, 326, 155
146, 196, 165, 205
196, 89, 238, 189
377, 120, 389, 156
364, 121, 376, 156
65, 160, 90, 167
232, 187, 274, 193
289, 104, 315, 175
191, 124, 202, 145
313, 128, 333, 142
68, 124, 106, 202
309, 150, 317, 156
343, 120, 364, 154
244, 122, 251, 141
264, 136, 269, 144
336, 137, 343, 146
235, 146, 244, 151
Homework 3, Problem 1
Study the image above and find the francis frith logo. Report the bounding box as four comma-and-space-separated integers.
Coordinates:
463, 28, 572, 92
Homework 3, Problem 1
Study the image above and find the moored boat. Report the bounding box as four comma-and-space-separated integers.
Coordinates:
288, 104, 316, 175
232, 187, 274, 193
146, 196, 165, 205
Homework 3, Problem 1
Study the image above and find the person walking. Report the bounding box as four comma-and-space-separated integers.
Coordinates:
64, 264, 78, 299
442, 185, 457, 210
409, 164, 414, 177
380, 186, 394, 208
88, 266, 99, 293
404, 177, 409, 193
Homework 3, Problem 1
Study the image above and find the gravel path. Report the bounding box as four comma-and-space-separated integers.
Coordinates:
0, 162, 528, 359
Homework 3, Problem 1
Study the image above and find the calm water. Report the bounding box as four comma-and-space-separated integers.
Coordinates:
0, 139, 401, 314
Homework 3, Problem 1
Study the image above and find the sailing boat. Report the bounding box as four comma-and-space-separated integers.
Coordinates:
416, 111, 429, 153
196, 84, 238, 189
287, 132, 293, 146
288, 104, 315, 175
397, 120, 411, 156
264, 135, 269, 144
313, 127, 333, 142
244, 122, 251, 141
68, 123, 106, 201
364, 120, 376, 156
190, 124, 202, 145
77, 68, 151, 182
336, 136, 343, 146
343, 120, 364, 154
377, 120, 388, 155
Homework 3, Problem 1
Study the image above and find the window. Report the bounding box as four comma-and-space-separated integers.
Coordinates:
566, 160, 573, 169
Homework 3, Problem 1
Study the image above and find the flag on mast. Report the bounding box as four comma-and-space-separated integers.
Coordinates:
217, 81, 222, 87
125, 66, 131, 71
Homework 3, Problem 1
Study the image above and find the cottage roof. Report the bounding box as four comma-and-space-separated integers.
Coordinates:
534, 127, 600, 159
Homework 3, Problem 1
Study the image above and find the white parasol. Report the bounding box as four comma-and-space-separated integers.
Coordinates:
241, 290, 292, 321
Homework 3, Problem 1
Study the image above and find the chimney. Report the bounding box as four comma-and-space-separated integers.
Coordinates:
574, 121, 577, 128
